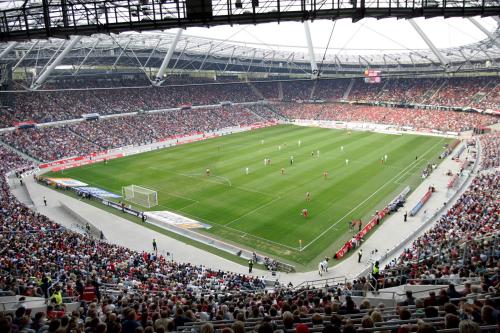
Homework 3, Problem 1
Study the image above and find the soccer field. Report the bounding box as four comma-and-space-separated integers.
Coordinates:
47, 125, 452, 268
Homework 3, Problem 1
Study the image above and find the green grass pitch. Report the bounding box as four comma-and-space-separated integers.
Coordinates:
47, 125, 452, 269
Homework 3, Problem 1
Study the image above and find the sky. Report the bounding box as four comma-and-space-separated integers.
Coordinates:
182, 16, 497, 56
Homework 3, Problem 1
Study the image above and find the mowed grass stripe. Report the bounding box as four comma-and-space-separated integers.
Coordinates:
49, 125, 451, 266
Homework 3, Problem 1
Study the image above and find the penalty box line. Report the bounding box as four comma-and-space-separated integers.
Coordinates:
300, 138, 445, 252
149, 167, 298, 251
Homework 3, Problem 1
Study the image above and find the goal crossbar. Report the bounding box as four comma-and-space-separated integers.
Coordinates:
122, 185, 158, 208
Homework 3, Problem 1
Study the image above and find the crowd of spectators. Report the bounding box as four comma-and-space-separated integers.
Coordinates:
0, 129, 498, 333
381, 171, 499, 289
0, 145, 268, 327
0, 81, 259, 128
0, 76, 498, 128
1, 126, 101, 162
0, 74, 498, 333
0, 105, 275, 161
276, 103, 497, 132
479, 132, 500, 171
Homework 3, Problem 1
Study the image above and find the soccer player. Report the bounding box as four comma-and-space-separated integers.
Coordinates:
206, 168, 210, 176
298, 140, 301, 147
264, 158, 267, 165
384, 154, 388, 163
323, 170, 328, 179
341, 146, 344, 152
345, 159, 349, 165
302, 208, 308, 219
278, 145, 281, 151
281, 168, 285, 175
305, 192, 311, 202
381, 157, 384, 164
246, 167, 249, 175
290, 156, 294, 165
311, 151, 315, 157
261, 139, 264, 145
317, 150, 320, 158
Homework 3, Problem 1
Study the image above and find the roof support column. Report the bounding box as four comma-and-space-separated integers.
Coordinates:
303, 21, 319, 77
31, 36, 82, 90
468, 18, 500, 48
409, 19, 448, 67
0, 42, 17, 59
154, 28, 183, 85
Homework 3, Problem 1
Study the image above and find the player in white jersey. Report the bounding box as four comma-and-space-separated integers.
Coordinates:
341, 146, 344, 152
346, 159, 349, 165
246, 167, 249, 175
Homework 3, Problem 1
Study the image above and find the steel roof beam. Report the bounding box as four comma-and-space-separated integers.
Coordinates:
468, 18, 500, 49
0, 41, 17, 58
409, 19, 448, 67
303, 21, 319, 78
31, 36, 82, 90
154, 28, 183, 85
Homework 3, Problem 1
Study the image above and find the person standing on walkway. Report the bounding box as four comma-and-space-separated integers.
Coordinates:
358, 249, 363, 263
404, 211, 408, 222
248, 260, 253, 273
43, 196, 47, 206
152, 239, 157, 252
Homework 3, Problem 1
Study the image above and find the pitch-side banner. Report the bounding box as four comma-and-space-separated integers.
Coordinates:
74, 186, 121, 199
145, 210, 211, 230
46, 178, 88, 187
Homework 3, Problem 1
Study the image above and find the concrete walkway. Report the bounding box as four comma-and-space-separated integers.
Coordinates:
16, 137, 478, 286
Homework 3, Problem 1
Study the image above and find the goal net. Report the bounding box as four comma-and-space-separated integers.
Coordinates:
122, 185, 158, 208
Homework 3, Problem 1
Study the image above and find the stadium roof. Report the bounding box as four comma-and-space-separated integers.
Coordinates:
0, 17, 499, 89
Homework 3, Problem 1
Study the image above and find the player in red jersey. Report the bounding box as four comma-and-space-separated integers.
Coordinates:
302, 208, 308, 218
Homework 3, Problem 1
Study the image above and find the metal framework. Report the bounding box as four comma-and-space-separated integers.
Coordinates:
0, 18, 499, 89
0, 0, 499, 41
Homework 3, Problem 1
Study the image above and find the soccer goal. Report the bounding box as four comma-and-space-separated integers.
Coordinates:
122, 185, 158, 208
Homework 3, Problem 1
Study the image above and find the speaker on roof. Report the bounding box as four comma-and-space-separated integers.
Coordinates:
252, 0, 258, 7
186, 0, 213, 20
235, 0, 242, 8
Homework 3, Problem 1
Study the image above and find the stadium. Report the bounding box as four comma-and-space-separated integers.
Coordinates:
0, 0, 499, 332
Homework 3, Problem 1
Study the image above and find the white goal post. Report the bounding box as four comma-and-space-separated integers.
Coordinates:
122, 185, 158, 208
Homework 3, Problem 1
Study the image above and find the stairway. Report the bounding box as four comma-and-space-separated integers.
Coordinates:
309, 79, 318, 100
469, 80, 498, 107
0, 140, 40, 163
422, 79, 447, 104
246, 81, 265, 100
343, 78, 355, 100
277, 81, 284, 101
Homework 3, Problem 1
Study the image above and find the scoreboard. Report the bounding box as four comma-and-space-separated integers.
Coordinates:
364, 69, 381, 84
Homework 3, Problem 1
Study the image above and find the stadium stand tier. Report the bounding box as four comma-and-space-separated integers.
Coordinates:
0, 77, 498, 128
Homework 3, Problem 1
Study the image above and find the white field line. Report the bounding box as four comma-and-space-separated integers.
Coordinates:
150, 166, 275, 198
149, 167, 299, 250
224, 196, 282, 227
143, 185, 199, 204
300, 138, 445, 252
158, 201, 299, 251
177, 200, 201, 211
221, 223, 299, 251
